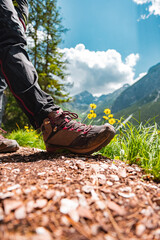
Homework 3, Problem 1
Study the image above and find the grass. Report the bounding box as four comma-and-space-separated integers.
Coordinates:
99, 121, 160, 182
7, 128, 45, 150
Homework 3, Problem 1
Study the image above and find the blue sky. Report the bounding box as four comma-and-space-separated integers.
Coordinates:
57, 0, 160, 95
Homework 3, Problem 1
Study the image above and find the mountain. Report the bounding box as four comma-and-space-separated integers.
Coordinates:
73, 90, 95, 105
114, 89, 160, 125
63, 62, 160, 125
112, 62, 160, 113
63, 84, 129, 115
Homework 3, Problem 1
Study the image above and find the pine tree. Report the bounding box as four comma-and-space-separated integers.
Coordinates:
27, 0, 70, 103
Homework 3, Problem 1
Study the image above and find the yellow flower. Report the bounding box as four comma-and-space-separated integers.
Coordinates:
103, 116, 109, 120
30, 129, 33, 132
104, 108, 111, 115
90, 110, 94, 113
35, 135, 39, 138
92, 113, 97, 118
24, 126, 29, 129
26, 129, 30, 132
109, 118, 116, 125
87, 113, 93, 119
108, 114, 113, 118
90, 103, 97, 109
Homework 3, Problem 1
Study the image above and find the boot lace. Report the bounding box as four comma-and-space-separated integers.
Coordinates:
50, 111, 92, 134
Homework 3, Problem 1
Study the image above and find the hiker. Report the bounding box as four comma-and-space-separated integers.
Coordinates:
0, 0, 115, 154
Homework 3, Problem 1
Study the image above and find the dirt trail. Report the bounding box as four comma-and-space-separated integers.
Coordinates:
0, 147, 160, 240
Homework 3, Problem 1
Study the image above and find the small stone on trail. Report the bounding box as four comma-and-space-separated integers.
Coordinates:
35, 227, 52, 240
118, 192, 135, 198
136, 224, 146, 236
118, 168, 127, 178
45, 189, 55, 199
35, 199, 48, 209
15, 206, 26, 220
4, 200, 22, 215
7, 184, 20, 191
82, 185, 93, 193
110, 175, 119, 181
0, 192, 14, 199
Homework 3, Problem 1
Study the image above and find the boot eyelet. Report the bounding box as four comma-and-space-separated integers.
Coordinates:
53, 126, 58, 132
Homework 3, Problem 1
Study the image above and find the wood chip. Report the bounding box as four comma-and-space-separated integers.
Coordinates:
107, 200, 126, 216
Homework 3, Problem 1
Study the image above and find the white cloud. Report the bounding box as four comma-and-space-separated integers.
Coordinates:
133, 0, 160, 18
61, 44, 139, 96
133, 0, 150, 3
149, 0, 160, 15
134, 72, 147, 82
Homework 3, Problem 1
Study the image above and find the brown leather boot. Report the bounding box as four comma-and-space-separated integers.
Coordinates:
41, 109, 116, 154
0, 134, 19, 153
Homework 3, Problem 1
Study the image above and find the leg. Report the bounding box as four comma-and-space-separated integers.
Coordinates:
0, 0, 59, 129
0, 0, 115, 154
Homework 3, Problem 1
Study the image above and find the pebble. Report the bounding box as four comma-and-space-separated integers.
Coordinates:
0, 192, 14, 199
110, 175, 119, 181
118, 168, 127, 178
91, 223, 100, 236
60, 198, 79, 214
35, 199, 47, 209
118, 192, 135, 198
35, 227, 52, 240
153, 228, 160, 238
15, 206, 26, 220
61, 216, 70, 226
82, 185, 93, 193
106, 181, 113, 186
4, 200, 22, 215
7, 184, 20, 191
136, 224, 146, 236
26, 200, 35, 213
11, 168, 20, 174
110, 164, 118, 170
45, 190, 55, 199
37, 172, 46, 176
96, 200, 106, 210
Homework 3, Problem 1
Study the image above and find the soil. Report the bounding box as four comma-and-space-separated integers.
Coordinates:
0, 147, 160, 240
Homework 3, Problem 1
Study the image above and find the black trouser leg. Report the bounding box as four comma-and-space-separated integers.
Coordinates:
0, 0, 59, 128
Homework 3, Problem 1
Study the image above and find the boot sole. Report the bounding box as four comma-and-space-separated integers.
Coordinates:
46, 128, 116, 155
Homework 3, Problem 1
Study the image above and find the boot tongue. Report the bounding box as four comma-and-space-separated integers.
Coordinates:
48, 109, 71, 128
48, 109, 63, 119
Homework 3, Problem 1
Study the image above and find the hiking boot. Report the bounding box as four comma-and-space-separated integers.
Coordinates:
0, 135, 19, 153
41, 109, 116, 154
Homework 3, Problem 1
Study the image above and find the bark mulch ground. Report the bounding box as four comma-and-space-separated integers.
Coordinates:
0, 147, 160, 240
